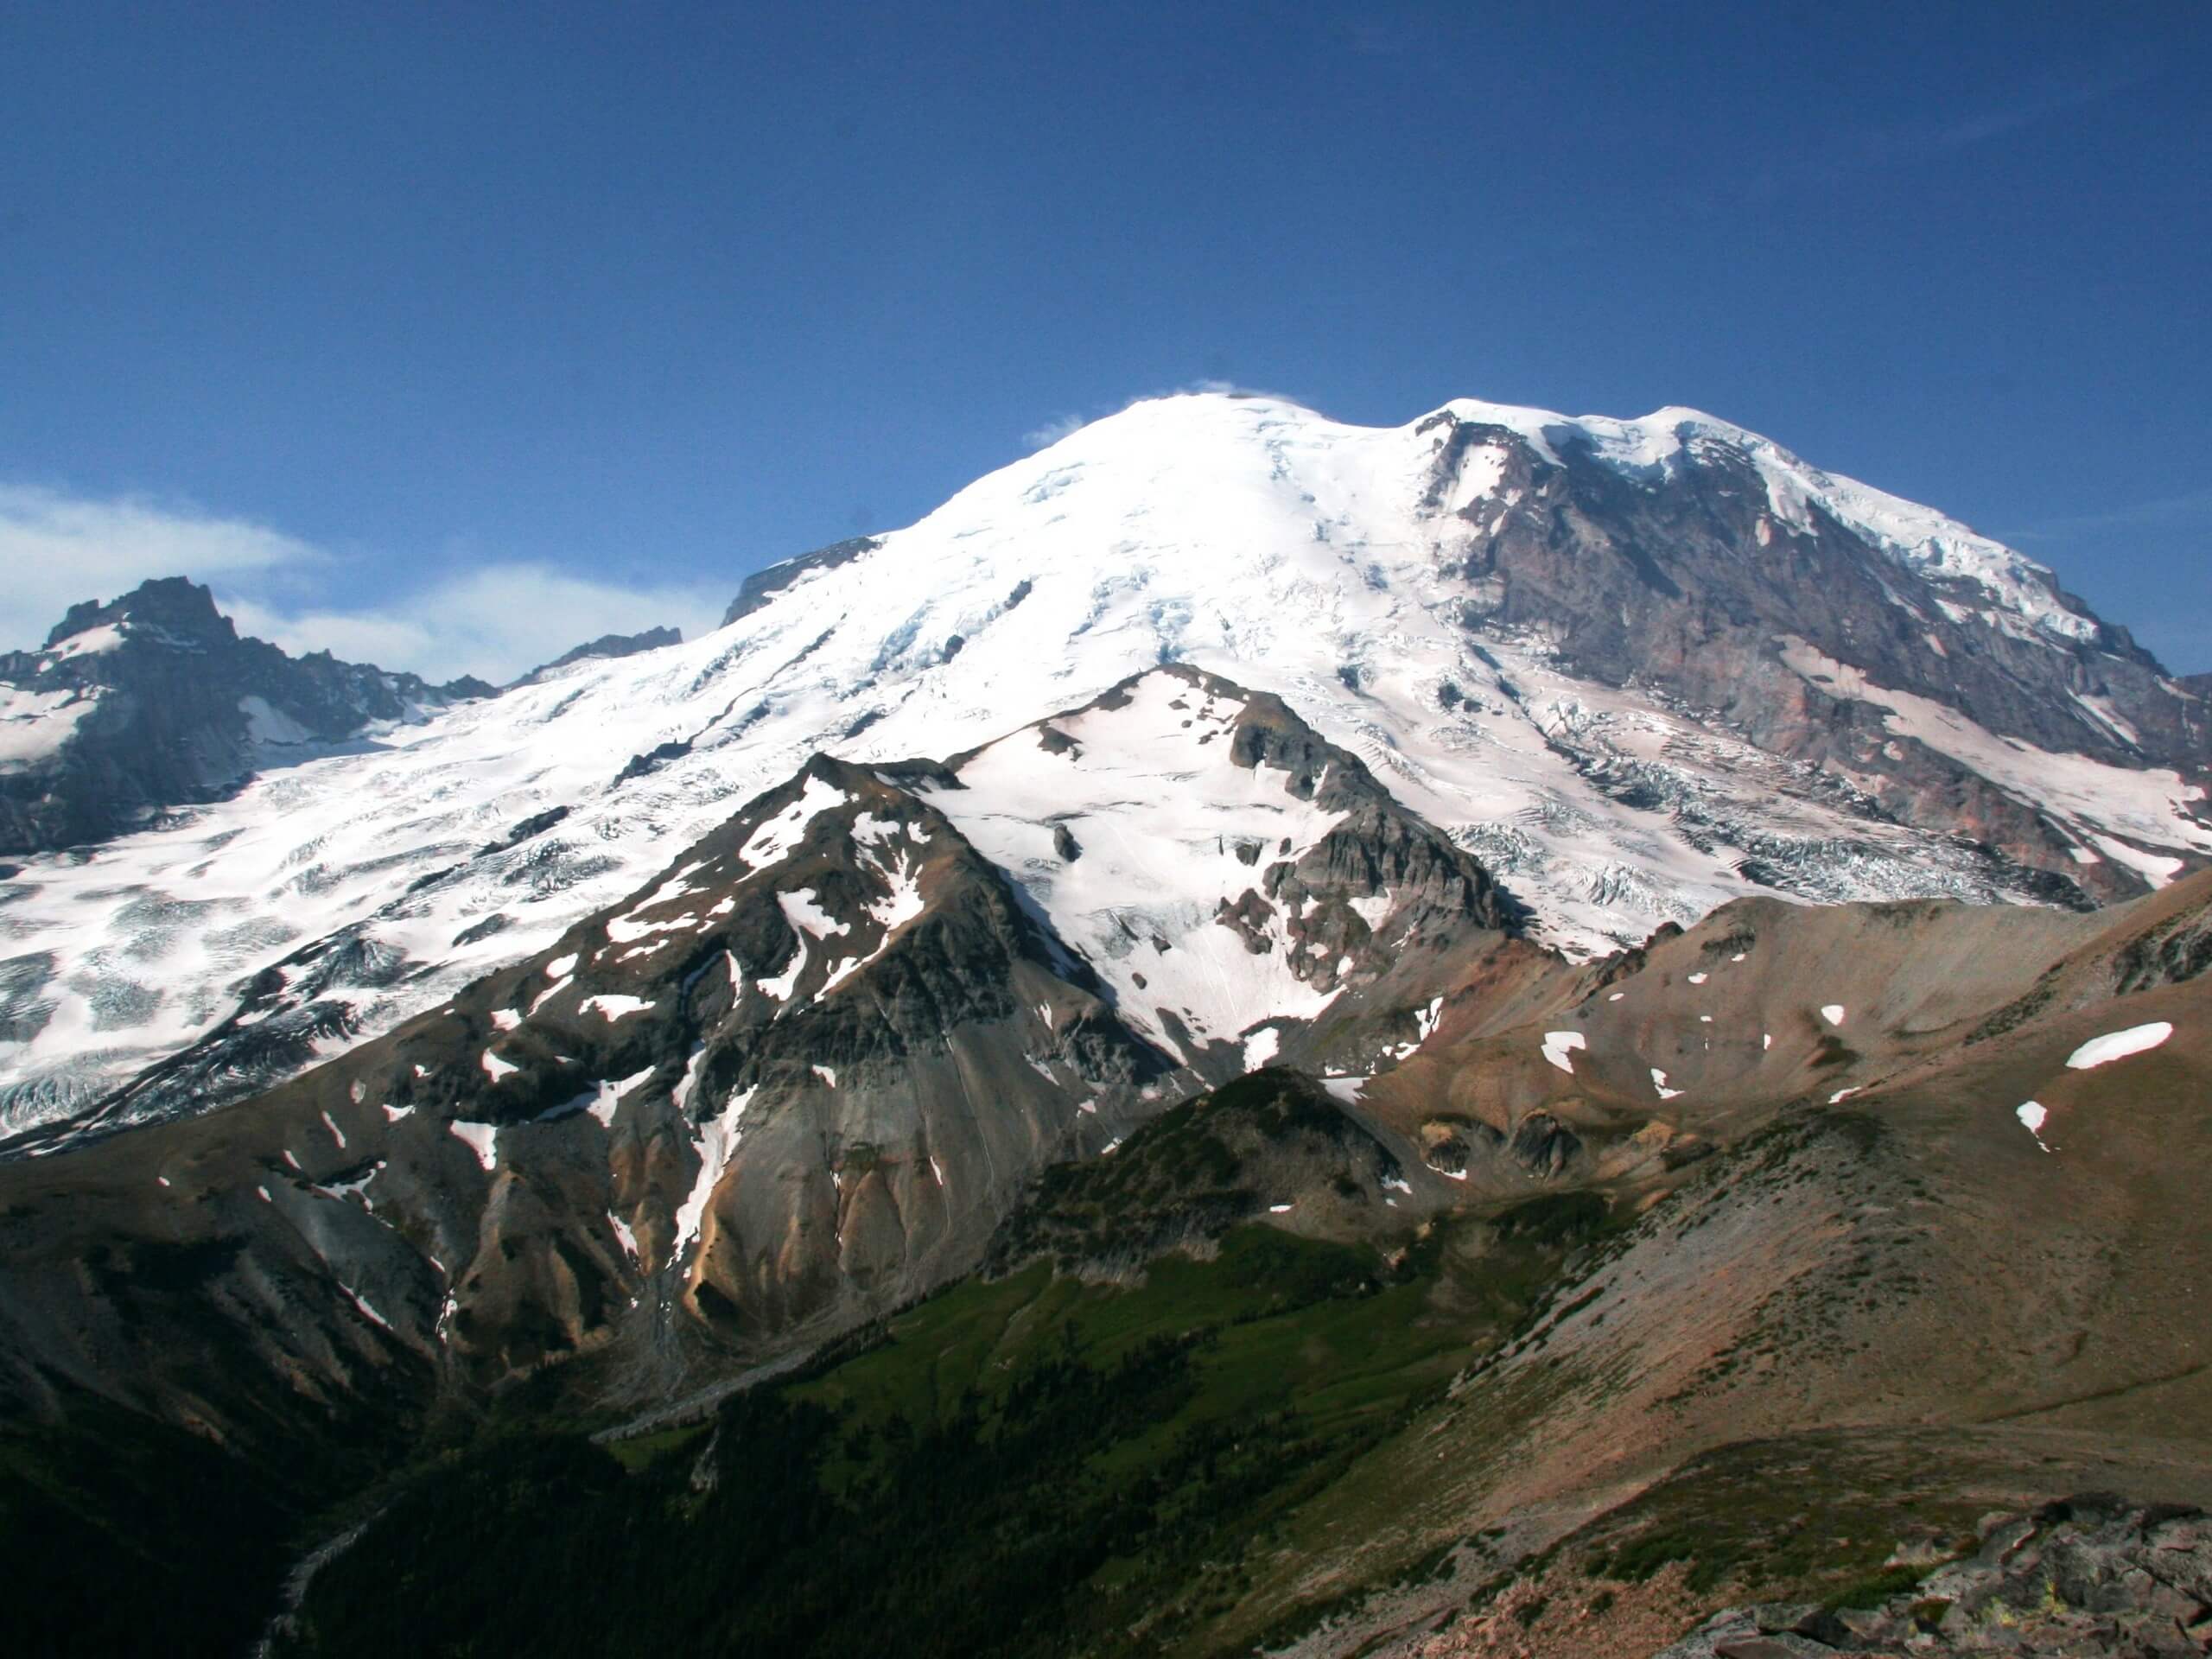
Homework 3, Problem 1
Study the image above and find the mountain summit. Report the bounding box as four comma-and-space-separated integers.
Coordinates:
3, 393, 2206, 1136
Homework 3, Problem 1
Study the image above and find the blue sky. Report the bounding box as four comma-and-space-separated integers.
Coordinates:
2, 2, 2207, 679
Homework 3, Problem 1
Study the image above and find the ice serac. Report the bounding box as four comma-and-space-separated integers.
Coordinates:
0, 576, 488, 856
5, 392, 2210, 1135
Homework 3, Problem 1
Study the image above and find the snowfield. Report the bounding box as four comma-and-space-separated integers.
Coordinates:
921, 672, 1349, 1062
2065, 1022, 2175, 1071
0, 391, 2202, 1140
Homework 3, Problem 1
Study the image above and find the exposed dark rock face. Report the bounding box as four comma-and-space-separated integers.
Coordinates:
1415, 410, 2210, 899
720, 536, 880, 626
0, 578, 489, 855
0, 756, 1166, 1429
1657, 1497, 2212, 1657
983, 1068, 1414, 1278
508, 626, 681, 687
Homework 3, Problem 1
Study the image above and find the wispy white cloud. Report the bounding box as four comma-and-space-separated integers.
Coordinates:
1996, 486, 2212, 543
0, 483, 321, 648
219, 565, 726, 686
1174, 378, 1300, 402
1020, 383, 1315, 456
1738, 62, 2158, 205
1021, 412, 1090, 449
0, 482, 726, 684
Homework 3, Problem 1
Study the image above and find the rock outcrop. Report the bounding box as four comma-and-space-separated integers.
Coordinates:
0, 578, 489, 855
1658, 1497, 2212, 1657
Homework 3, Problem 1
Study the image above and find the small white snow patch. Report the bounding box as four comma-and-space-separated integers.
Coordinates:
547, 953, 579, 979
382, 1102, 414, 1122
580, 993, 655, 1023
812, 1064, 839, 1088
1242, 1026, 1281, 1071
1348, 892, 1394, 930
480, 1050, 518, 1082
1100, 1135, 1124, 1156
670, 1086, 756, 1265
343, 1287, 392, 1332
1762, 1033, 1773, 1051
2016, 1100, 2053, 1152
449, 1120, 499, 1172
490, 1007, 522, 1032
312, 1162, 385, 1206
930, 1155, 946, 1188
1698, 1014, 1713, 1024
1322, 1076, 1368, 1104
282, 1148, 302, 1170
257, 1185, 272, 1203
1821, 1004, 1847, 1026
739, 774, 849, 871
1731, 952, 1746, 963
2065, 1021, 2173, 1071
1829, 1086, 1859, 1103
583, 1066, 658, 1128
1688, 972, 1708, 985
1540, 1030, 1586, 1074
608, 1211, 640, 1261
1649, 1067, 1682, 1101
1268, 1202, 1294, 1214
671, 1042, 709, 1113
1608, 992, 1625, 1002
779, 887, 851, 941
757, 938, 808, 1002
156, 1174, 171, 1187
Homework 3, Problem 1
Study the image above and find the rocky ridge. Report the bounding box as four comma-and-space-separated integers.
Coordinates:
507, 625, 683, 688
1658, 1497, 2212, 1657
0, 666, 1510, 1425
0, 577, 491, 855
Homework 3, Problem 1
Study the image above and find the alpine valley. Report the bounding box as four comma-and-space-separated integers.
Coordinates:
4, 392, 2212, 1659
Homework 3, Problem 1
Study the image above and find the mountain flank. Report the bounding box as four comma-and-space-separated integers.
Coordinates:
8, 393, 2211, 1141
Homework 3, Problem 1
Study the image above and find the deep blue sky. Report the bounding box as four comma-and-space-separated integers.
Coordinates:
3, 2, 2208, 677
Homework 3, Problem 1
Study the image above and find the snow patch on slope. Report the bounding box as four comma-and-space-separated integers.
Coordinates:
923, 671, 1345, 1058
2065, 1022, 2173, 1070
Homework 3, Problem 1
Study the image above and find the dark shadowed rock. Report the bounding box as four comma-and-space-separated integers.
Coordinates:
508, 626, 681, 688
0, 578, 489, 855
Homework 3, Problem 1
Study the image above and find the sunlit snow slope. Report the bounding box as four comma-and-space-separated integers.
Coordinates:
3, 391, 2208, 1135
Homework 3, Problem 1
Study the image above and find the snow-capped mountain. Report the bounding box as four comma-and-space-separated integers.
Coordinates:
0, 671, 1509, 1395
0, 577, 492, 857
3, 392, 2208, 1139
